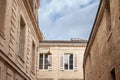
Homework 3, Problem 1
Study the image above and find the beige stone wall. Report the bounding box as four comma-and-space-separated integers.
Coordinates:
84, 0, 120, 80
0, 0, 42, 80
37, 42, 86, 80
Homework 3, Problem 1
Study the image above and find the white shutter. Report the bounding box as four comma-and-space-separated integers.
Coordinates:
73, 53, 78, 70
48, 55, 52, 70
59, 53, 64, 70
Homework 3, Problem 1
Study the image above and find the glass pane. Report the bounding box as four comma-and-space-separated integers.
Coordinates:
70, 54, 73, 59
44, 65, 48, 69
69, 54, 73, 64
39, 54, 43, 69
70, 65, 73, 70
65, 64, 68, 69
69, 54, 73, 70
39, 65, 43, 69
44, 54, 48, 69
64, 54, 68, 70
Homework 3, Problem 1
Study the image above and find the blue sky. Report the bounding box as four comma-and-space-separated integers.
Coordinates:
38, 0, 100, 40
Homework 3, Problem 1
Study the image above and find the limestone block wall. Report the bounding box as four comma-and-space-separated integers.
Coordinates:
84, 0, 120, 80
0, 0, 42, 80
37, 41, 87, 80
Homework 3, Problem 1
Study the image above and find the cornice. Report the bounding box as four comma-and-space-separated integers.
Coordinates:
22, 0, 43, 41
39, 43, 87, 47
41, 40, 87, 43
39, 40, 87, 47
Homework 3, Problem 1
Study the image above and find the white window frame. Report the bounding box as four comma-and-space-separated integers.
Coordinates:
60, 53, 78, 71
39, 53, 52, 70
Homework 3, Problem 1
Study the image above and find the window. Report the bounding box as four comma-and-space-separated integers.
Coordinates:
64, 54, 73, 70
111, 68, 116, 80
39, 54, 52, 70
60, 53, 77, 70
106, 0, 111, 32
31, 41, 35, 72
18, 17, 26, 60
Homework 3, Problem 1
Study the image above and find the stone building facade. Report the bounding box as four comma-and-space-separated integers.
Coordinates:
0, 0, 43, 80
83, 0, 120, 80
37, 39, 87, 80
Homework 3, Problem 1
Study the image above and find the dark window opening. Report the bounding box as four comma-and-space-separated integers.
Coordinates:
69, 54, 73, 70
106, 0, 111, 32
111, 68, 116, 80
44, 54, 48, 69
64, 54, 73, 70
39, 54, 43, 69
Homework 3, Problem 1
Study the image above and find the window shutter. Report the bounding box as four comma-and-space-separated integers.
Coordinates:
73, 53, 78, 70
59, 53, 64, 70
48, 55, 52, 70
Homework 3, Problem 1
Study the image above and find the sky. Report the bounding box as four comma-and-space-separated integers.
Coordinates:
38, 0, 100, 40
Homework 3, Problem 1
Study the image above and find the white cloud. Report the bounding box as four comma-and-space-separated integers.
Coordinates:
38, 0, 100, 40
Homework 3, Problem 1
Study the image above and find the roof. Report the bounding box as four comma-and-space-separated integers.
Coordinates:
39, 39, 87, 47
41, 39, 87, 43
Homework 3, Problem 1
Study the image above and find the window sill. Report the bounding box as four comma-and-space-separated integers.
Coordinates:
60, 69, 78, 71
38, 69, 52, 71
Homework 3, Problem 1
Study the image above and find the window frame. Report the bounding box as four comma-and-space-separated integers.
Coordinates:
60, 53, 78, 71
39, 53, 52, 70
64, 53, 74, 70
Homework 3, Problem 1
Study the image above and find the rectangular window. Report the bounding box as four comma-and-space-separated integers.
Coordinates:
39, 54, 52, 70
39, 54, 43, 69
60, 53, 77, 70
18, 17, 25, 60
31, 41, 35, 72
69, 54, 73, 70
64, 54, 73, 70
